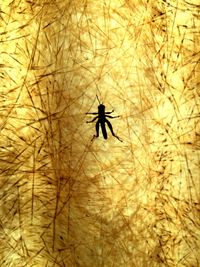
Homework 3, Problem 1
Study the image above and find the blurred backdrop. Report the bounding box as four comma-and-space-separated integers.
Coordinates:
0, 0, 199, 266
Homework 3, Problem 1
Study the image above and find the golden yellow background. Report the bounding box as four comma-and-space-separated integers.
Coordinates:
0, 0, 199, 266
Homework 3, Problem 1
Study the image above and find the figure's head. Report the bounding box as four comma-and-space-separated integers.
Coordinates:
98, 104, 105, 111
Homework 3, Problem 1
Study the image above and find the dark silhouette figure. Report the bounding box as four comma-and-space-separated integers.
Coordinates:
86, 104, 122, 142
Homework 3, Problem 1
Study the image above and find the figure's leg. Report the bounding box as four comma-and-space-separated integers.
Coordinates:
106, 119, 114, 135
96, 121, 99, 137
106, 119, 123, 142
101, 122, 107, 139
91, 121, 99, 141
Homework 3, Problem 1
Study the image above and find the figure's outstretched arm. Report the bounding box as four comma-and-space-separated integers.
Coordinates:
105, 109, 114, 114
86, 116, 98, 123
106, 115, 120, 119
86, 112, 98, 115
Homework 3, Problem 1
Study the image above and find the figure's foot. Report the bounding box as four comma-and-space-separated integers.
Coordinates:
91, 135, 97, 141
114, 135, 123, 142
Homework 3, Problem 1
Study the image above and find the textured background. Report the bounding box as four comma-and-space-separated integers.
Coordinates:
0, 0, 199, 266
